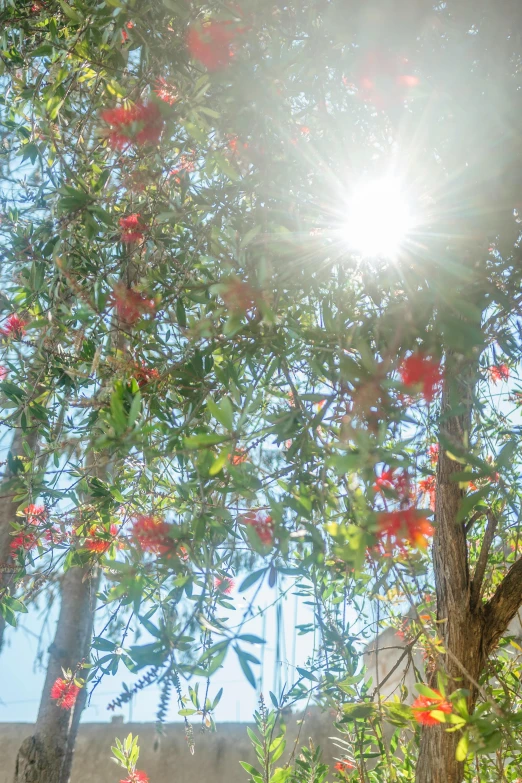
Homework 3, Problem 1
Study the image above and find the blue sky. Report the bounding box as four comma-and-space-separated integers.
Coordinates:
0, 582, 322, 724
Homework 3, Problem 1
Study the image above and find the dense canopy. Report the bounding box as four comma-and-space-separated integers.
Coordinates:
1, 2, 522, 783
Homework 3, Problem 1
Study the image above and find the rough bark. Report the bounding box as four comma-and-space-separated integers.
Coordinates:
13, 564, 98, 783
12, 444, 105, 783
12, 283, 135, 783
0, 426, 39, 651
416, 352, 481, 783
416, 352, 522, 783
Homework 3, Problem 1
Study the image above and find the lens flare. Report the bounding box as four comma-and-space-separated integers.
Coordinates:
343, 177, 413, 258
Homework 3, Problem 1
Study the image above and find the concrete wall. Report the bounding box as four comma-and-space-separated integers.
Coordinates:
0, 713, 340, 783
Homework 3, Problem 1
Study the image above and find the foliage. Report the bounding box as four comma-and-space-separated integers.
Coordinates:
1, 1, 522, 782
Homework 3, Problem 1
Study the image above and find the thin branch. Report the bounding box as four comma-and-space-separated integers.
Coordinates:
470, 511, 499, 608
483, 556, 522, 653
368, 632, 423, 699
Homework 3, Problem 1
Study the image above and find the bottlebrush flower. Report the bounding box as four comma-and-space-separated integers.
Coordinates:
119, 214, 145, 243
134, 363, 160, 388
168, 155, 196, 184
154, 77, 178, 106
373, 469, 411, 501
399, 353, 442, 403
334, 759, 355, 774
412, 691, 452, 725
101, 102, 164, 149
418, 475, 436, 510
0, 314, 28, 340
186, 21, 241, 71
10, 532, 38, 556
243, 511, 274, 546
230, 448, 248, 465
50, 677, 81, 710
227, 135, 248, 154
0, 366, 7, 380
24, 504, 46, 524
132, 515, 172, 554
120, 772, 149, 783
489, 364, 509, 383
215, 576, 234, 594
111, 283, 156, 325
429, 443, 439, 464
85, 524, 119, 553
221, 279, 259, 314
377, 507, 433, 550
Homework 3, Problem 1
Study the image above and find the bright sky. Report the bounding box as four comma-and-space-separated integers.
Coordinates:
0, 581, 325, 725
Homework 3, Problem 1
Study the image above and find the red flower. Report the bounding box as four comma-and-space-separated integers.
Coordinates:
377, 507, 433, 550
168, 155, 196, 184
429, 443, 439, 464
31, 1, 44, 11
111, 284, 156, 325
134, 363, 160, 388
418, 475, 436, 510
215, 576, 234, 594
412, 692, 452, 725
356, 50, 419, 109
334, 760, 355, 775
10, 532, 39, 556
85, 524, 119, 553
24, 504, 46, 524
0, 314, 27, 340
133, 515, 172, 554
154, 77, 178, 106
186, 21, 241, 71
399, 353, 442, 403
489, 364, 509, 383
101, 102, 163, 149
373, 469, 410, 501
227, 135, 248, 154
119, 213, 145, 243
120, 772, 149, 783
221, 279, 259, 314
230, 448, 248, 465
0, 366, 7, 380
243, 511, 274, 546
50, 677, 81, 710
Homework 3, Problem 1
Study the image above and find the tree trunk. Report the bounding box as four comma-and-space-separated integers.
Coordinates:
0, 426, 39, 651
13, 564, 99, 783
415, 351, 484, 783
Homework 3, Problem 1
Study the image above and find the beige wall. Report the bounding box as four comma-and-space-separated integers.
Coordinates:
0, 713, 340, 783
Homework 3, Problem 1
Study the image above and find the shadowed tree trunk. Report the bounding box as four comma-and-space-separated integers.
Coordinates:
11, 279, 137, 783
12, 443, 105, 783
12, 564, 99, 783
0, 426, 39, 651
416, 350, 522, 783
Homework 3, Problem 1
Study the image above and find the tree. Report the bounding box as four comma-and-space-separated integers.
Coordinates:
1, 2, 522, 783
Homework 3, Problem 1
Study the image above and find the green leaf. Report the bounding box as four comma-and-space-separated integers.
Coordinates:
238, 634, 265, 645
235, 647, 257, 688
238, 568, 266, 593
58, 0, 83, 23
456, 487, 491, 523
342, 702, 376, 720
206, 396, 234, 430
184, 433, 226, 449
240, 762, 262, 778
297, 667, 318, 682
456, 733, 469, 762
30, 44, 54, 58
176, 298, 187, 328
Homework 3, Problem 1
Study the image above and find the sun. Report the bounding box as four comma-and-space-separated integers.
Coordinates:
343, 177, 413, 259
